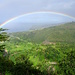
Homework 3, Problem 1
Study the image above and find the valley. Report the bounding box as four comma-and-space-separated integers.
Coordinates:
3, 22, 75, 75
0, 22, 75, 75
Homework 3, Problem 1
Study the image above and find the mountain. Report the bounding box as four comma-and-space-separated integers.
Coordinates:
2, 22, 67, 32
30, 22, 66, 30
10, 22, 75, 43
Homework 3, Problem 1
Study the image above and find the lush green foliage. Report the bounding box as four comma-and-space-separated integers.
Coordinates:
58, 50, 75, 75
0, 22, 75, 75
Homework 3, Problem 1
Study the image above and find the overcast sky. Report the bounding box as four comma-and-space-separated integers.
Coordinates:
0, 0, 75, 24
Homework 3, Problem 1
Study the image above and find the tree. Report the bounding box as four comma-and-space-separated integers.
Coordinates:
0, 56, 14, 75
0, 28, 8, 54
0, 28, 9, 75
58, 50, 75, 75
12, 54, 43, 75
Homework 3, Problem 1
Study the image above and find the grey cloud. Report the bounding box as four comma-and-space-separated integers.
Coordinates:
0, 0, 75, 23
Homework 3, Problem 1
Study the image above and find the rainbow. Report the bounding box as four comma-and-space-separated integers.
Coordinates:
0, 11, 75, 27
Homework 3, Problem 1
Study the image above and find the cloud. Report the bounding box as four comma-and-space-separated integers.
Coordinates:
62, 1, 75, 9
43, 0, 75, 10
0, 0, 75, 23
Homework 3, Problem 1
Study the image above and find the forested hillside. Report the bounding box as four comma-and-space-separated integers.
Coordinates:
11, 22, 75, 43
0, 22, 75, 75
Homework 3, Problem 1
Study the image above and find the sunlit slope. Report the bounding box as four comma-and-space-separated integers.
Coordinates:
12, 22, 75, 43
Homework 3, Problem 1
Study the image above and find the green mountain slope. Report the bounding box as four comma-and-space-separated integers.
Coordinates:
4, 22, 75, 75
11, 22, 75, 43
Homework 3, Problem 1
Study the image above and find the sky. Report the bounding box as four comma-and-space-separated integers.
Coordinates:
0, 0, 75, 24
1, 12, 75, 32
